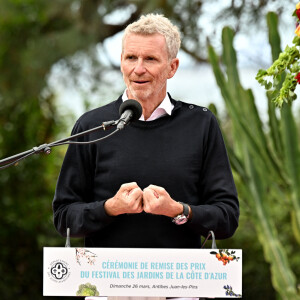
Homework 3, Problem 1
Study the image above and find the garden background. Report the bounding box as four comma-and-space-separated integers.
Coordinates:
0, 1, 299, 299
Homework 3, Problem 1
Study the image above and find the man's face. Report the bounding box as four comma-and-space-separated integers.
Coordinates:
121, 33, 179, 103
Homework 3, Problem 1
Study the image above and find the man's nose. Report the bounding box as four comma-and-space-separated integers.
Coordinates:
134, 58, 146, 75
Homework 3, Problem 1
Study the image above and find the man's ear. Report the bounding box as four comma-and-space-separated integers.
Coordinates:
168, 58, 179, 79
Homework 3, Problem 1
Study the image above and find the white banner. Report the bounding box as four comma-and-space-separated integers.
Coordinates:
43, 247, 242, 298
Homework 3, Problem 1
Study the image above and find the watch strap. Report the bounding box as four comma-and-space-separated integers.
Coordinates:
178, 202, 189, 218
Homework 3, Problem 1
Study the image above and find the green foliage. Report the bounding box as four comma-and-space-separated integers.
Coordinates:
208, 13, 300, 299
255, 8, 300, 107
256, 45, 299, 106
0, 1, 76, 299
76, 282, 99, 296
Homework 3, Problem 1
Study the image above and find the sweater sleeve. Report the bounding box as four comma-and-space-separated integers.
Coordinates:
52, 119, 115, 238
187, 114, 239, 239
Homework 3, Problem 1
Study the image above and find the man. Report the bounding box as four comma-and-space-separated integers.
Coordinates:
53, 10, 239, 272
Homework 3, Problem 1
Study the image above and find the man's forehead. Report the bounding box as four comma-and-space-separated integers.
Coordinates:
123, 33, 168, 53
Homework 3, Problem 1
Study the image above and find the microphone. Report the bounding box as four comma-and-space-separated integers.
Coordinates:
117, 99, 143, 130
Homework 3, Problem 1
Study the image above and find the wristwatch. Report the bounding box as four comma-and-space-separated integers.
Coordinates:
172, 202, 190, 225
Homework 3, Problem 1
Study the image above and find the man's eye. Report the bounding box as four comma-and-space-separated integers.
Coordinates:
147, 57, 155, 61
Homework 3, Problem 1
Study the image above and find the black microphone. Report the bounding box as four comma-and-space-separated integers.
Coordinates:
117, 99, 143, 130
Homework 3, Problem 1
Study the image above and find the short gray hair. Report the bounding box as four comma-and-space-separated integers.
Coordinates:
122, 13, 181, 59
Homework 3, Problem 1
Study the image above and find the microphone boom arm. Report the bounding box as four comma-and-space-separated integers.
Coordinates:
0, 99, 142, 170
0, 120, 119, 170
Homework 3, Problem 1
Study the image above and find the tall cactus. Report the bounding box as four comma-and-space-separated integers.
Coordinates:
208, 13, 300, 299
267, 12, 300, 245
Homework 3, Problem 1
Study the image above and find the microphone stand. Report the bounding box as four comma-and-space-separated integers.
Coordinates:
0, 119, 120, 170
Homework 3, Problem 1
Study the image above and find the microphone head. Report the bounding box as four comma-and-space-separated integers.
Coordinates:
119, 99, 143, 121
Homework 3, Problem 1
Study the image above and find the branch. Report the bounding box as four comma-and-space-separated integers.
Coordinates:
181, 43, 207, 63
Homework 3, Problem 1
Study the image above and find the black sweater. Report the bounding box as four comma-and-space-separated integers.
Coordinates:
53, 95, 239, 248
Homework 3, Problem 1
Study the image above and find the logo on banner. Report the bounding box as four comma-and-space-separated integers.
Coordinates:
48, 260, 71, 282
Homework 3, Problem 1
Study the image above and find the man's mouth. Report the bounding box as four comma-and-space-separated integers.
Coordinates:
133, 80, 149, 84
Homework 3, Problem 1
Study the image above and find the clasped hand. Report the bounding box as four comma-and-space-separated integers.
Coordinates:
104, 182, 182, 218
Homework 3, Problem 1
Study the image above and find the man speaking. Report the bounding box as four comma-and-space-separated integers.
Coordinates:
53, 13, 239, 296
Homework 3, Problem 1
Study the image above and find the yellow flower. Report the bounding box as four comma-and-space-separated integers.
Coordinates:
297, 2, 300, 10
295, 24, 300, 36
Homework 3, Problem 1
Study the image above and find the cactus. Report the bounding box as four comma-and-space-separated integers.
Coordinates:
208, 12, 300, 299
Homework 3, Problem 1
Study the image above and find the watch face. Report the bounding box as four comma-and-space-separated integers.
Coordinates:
173, 215, 188, 225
